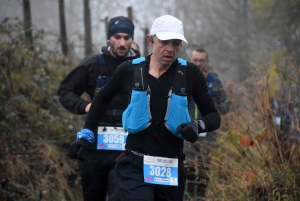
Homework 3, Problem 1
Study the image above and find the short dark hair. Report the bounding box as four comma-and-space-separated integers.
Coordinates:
107, 16, 135, 39
193, 47, 209, 59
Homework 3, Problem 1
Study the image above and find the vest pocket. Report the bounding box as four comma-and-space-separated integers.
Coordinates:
165, 94, 191, 138
122, 90, 151, 134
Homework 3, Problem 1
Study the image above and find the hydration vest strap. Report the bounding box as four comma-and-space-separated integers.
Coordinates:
89, 54, 110, 100
132, 57, 187, 93
132, 57, 146, 89
97, 54, 108, 75
98, 54, 106, 65
172, 58, 187, 95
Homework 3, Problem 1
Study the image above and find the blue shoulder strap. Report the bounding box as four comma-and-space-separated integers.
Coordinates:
98, 54, 106, 64
132, 57, 187, 94
173, 58, 187, 95
177, 58, 187, 66
132, 57, 145, 64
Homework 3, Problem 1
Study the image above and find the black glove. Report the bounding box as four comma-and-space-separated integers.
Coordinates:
68, 138, 91, 161
175, 121, 198, 143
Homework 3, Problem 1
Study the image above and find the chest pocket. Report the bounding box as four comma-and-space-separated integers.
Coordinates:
122, 89, 151, 134
165, 92, 191, 139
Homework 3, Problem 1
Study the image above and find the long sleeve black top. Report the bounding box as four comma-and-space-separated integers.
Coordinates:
84, 55, 220, 159
57, 47, 140, 114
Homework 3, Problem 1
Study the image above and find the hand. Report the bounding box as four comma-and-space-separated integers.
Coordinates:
175, 121, 198, 143
68, 138, 91, 161
85, 103, 92, 113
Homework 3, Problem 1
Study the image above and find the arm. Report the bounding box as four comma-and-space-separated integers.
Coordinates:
175, 64, 220, 143
212, 75, 230, 114
57, 56, 97, 114
68, 61, 131, 160
190, 66, 221, 132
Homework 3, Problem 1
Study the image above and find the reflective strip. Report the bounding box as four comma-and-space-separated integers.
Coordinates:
131, 150, 145, 157
164, 89, 172, 130
147, 87, 152, 126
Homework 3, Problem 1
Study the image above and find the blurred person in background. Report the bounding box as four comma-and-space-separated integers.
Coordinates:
69, 15, 221, 201
184, 48, 229, 200
58, 16, 139, 201
131, 40, 140, 52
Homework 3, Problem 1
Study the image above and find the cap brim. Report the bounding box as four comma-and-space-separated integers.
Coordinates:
156, 32, 188, 43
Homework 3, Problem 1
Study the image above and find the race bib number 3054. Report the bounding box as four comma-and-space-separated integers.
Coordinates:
143, 155, 178, 186
97, 126, 128, 151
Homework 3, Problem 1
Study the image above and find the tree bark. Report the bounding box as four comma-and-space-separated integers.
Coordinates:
59, 0, 68, 56
127, 7, 133, 21
83, 0, 92, 56
22, 0, 33, 44
104, 17, 108, 45
143, 28, 149, 56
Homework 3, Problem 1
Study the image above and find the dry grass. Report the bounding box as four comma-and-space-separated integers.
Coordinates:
202, 59, 300, 201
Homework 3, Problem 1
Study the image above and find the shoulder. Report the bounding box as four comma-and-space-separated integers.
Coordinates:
175, 58, 198, 70
113, 58, 143, 75
207, 72, 221, 80
76, 55, 99, 68
206, 72, 223, 86
177, 59, 204, 84
182, 59, 202, 75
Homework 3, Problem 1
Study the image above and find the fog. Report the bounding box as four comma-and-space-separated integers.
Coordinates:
1, 0, 297, 82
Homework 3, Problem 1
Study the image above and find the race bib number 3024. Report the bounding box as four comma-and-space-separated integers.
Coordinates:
143, 155, 178, 186
97, 126, 128, 151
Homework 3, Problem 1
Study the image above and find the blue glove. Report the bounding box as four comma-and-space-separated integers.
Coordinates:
68, 138, 91, 162
175, 121, 198, 143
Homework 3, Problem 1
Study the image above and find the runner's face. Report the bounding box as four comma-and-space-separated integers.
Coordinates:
190, 51, 208, 72
151, 36, 182, 68
108, 33, 133, 58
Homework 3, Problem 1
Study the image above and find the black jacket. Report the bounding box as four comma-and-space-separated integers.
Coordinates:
58, 46, 140, 124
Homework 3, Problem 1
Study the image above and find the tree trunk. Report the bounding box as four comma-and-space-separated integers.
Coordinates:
237, 0, 250, 81
59, 0, 68, 56
83, 0, 92, 56
104, 17, 108, 46
22, 0, 33, 44
143, 28, 149, 56
127, 7, 133, 21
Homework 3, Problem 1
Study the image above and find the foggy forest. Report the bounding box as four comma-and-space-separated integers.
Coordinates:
0, 0, 300, 200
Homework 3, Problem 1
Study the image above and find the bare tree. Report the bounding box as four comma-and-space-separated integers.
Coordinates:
127, 7, 133, 21
143, 28, 149, 56
83, 0, 92, 56
59, 0, 68, 57
103, 16, 108, 46
173, 0, 254, 81
22, 0, 32, 44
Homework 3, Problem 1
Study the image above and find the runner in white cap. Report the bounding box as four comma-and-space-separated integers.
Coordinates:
73, 14, 220, 201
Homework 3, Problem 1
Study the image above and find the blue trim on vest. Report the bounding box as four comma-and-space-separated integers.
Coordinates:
132, 57, 145, 64
177, 58, 187, 66
77, 128, 94, 143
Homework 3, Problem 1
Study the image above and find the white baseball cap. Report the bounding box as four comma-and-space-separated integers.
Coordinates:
150, 15, 188, 43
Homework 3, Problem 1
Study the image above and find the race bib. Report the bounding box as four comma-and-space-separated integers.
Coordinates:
97, 126, 128, 151
143, 155, 178, 186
